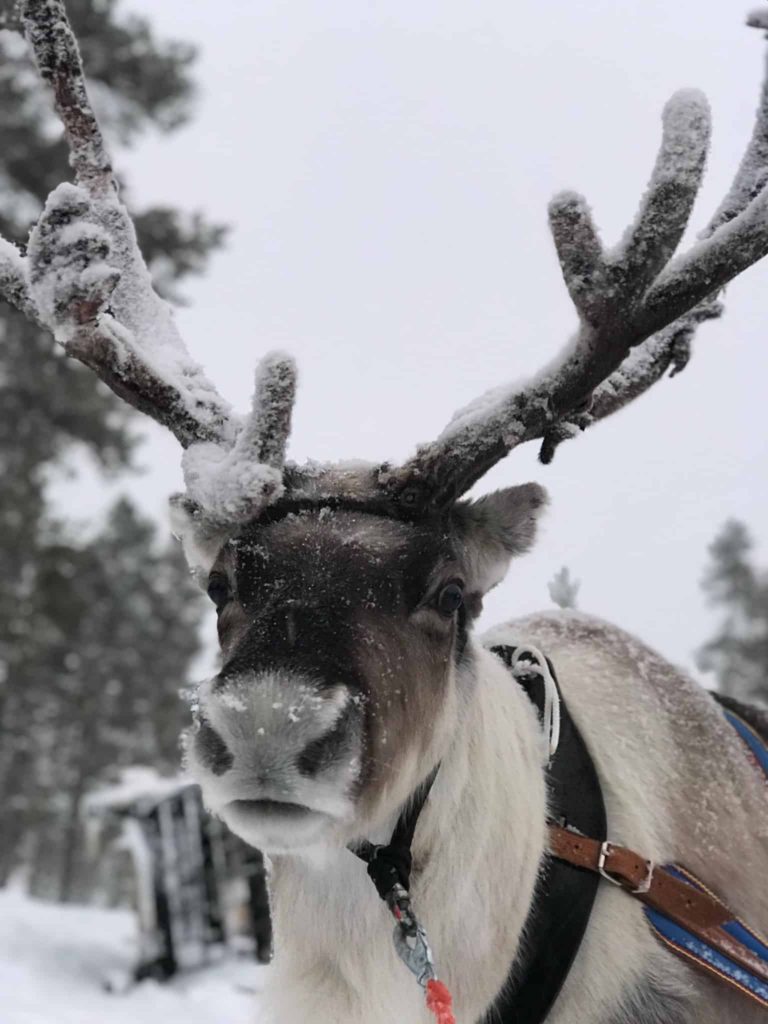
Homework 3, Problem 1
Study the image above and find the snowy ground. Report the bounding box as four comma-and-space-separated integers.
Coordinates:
0, 888, 266, 1024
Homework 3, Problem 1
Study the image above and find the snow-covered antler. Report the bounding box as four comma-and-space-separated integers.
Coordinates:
0, 0, 296, 523
6, 1, 768, 532
386, 16, 768, 508
540, 11, 768, 465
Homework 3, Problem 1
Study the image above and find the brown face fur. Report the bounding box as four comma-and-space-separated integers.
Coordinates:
207, 508, 471, 813
185, 484, 546, 848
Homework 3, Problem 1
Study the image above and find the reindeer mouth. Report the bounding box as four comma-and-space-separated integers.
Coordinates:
227, 798, 315, 819
221, 795, 338, 851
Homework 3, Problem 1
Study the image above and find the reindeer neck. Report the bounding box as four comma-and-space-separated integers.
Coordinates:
265, 640, 549, 1024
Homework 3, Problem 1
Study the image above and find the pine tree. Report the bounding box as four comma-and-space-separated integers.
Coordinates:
0, 2, 219, 891
548, 566, 580, 610
28, 500, 203, 901
697, 520, 768, 706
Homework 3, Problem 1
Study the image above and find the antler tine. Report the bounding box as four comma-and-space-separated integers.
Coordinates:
714, 10, 768, 229
619, 91, 710, 294
0, 0, 312, 531
179, 353, 298, 523
14, 0, 237, 450
388, 25, 768, 508
242, 352, 298, 470
0, 238, 40, 323
22, 0, 113, 197
639, 179, 768, 334
548, 90, 710, 327
540, 13, 768, 462
0, 0, 305, 529
538, 298, 723, 464
546, 193, 605, 324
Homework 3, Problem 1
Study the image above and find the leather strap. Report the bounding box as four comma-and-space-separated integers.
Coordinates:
549, 825, 768, 984
352, 765, 439, 899
488, 646, 606, 1024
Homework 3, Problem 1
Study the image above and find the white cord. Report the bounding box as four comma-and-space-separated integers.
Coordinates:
510, 644, 562, 764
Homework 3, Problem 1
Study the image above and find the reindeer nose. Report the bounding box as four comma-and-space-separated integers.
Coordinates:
191, 670, 358, 791
195, 708, 348, 780
296, 712, 350, 777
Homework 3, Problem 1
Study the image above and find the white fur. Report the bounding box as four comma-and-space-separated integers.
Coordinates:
189, 671, 361, 852
257, 612, 768, 1024
168, 495, 231, 584
265, 645, 547, 1024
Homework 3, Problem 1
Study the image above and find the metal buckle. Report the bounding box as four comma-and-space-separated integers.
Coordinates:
597, 841, 622, 886
632, 858, 655, 895
383, 883, 438, 991
392, 919, 437, 990
598, 840, 654, 894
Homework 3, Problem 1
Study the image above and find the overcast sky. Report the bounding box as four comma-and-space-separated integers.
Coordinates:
58, 0, 768, 679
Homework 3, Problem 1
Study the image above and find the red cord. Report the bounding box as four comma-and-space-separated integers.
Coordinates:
426, 979, 456, 1024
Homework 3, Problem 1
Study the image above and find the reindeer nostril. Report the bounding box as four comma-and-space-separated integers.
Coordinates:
297, 713, 350, 777
196, 720, 234, 776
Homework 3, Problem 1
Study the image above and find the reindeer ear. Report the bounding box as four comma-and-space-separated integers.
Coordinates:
168, 494, 231, 588
453, 484, 548, 595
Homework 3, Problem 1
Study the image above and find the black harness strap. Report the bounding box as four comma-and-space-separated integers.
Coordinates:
352, 766, 439, 901
352, 647, 606, 1024
488, 645, 606, 1023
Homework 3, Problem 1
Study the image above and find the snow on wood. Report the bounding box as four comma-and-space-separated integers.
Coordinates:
84, 767, 190, 815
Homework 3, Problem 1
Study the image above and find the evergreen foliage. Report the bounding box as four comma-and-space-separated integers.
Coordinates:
0, 0, 217, 897
548, 566, 580, 610
697, 520, 768, 707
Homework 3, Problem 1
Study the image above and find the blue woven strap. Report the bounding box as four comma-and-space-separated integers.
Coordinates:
643, 708, 768, 1007
723, 709, 768, 779
644, 865, 768, 1008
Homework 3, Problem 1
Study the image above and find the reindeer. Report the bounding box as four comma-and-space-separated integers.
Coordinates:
4, 2, 768, 1022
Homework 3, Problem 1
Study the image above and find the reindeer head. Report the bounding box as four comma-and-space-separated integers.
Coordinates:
7, 2, 768, 851
180, 486, 546, 851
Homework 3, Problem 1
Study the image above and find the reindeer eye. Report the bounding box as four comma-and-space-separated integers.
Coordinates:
207, 573, 232, 612
436, 582, 464, 617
